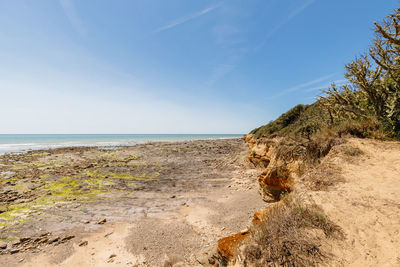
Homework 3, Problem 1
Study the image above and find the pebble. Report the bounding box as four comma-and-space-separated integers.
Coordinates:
19, 237, 31, 243
78, 240, 88, 247
104, 232, 113, 238
107, 254, 117, 263
48, 237, 60, 244
97, 218, 107, 224
11, 240, 21, 247
10, 248, 20, 254
0, 243, 7, 249
60, 235, 75, 242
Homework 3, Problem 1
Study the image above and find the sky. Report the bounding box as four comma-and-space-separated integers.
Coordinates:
0, 0, 398, 134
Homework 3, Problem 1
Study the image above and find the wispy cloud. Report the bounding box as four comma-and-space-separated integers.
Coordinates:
154, 3, 221, 33
284, 73, 336, 93
266, 73, 336, 100
205, 63, 236, 87
59, 0, 86, 36
256, 0, 316, 50
304, 79, 347, 92
287, 0, 315, 20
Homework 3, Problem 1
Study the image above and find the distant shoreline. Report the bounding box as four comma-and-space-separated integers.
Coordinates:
0, 134, 243, 155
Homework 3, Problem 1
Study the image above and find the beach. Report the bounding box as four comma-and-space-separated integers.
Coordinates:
0, 134, 243, 155
0, 138, 265, 266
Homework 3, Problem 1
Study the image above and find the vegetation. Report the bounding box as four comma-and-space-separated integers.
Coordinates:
242, 196, 343, 266
240, 10, 400, 266
252, 9, 400, 140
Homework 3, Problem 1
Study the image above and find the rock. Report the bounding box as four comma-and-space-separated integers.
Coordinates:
37, 237, 49, 244
26, 183, 39, 190
97, 218, 106, 224
0, 207, 7, 214
170, 195, 176, 199
252, 208, 270, 225
82, 220, 90, 224
258, 166, 292, 200
40, 232, 50, 237
19, 237, 31, 243
48, 237, 60, 244
196, 253, 210, 265
217, 231, 249, 261
107, 254, 117, 263
10, 248, 20, 254
0, 242, 7, 249
104, 232, 113, 238
78, 240, 88, 247
59, 235, 75, 243
11, 240, 20, 247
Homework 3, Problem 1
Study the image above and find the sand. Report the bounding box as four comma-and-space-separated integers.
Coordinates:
308, 138, 400, 266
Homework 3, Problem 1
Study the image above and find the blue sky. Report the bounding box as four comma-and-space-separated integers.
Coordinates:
0, 0, 398, 134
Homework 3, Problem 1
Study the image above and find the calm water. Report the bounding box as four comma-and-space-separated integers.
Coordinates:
0, 134, 243, 154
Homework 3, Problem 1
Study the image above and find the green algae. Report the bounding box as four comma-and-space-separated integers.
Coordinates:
0, 236, 19, 242
85, 169, 158, 181
153, 162, 163, 169
0, 149, 160, 230
0, 175, 116, 228
27, 152, 50, 157
29, 161, 47, 167
84, 178, 114, 191
124, 155, 141, 161
13, 182, 31, 193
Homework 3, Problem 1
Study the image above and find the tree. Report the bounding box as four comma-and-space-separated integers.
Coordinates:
320, 8, 400, 136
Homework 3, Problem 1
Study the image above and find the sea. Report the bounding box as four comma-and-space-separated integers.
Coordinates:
0, 134, 243, 155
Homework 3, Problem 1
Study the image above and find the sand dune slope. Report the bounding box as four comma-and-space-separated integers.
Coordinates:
309, 139, 400, 266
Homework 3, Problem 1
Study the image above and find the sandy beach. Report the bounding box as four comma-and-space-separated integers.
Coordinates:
0, 138, 265, 266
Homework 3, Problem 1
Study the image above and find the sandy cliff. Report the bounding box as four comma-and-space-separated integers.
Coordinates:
217, 136, 400, 266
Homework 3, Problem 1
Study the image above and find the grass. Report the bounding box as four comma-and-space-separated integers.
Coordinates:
250, 103, 331, 139
302, 163, 344, 191
250, 100, 392, 142
242, 195, 343, 266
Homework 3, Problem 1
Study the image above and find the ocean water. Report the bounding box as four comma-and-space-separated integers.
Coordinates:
0, 134, 243, 155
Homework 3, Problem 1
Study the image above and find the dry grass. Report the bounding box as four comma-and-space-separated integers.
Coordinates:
301, 139, 366, 191
342, 146, 363, 157
241, 196, 343, 267
302, 162, 345, 191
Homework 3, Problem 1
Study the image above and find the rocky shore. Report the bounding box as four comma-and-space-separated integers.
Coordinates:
0, 138, 266, 266
2, 136, 399, 266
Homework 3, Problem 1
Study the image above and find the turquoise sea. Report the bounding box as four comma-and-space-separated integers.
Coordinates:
0, 134, 243, 154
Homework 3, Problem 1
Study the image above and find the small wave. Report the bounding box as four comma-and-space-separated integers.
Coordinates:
0, 135, 242, 155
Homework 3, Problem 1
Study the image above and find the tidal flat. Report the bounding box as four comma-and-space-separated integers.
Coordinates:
0, 138, 265, 266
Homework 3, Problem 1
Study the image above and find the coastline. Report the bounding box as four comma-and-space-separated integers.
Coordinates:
0, 138, 264, 266
0, 134, 243, 155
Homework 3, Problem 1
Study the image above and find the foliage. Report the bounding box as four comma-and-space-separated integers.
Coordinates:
250, 103, 332, 139
252, 9, 400, 140
242, 196, 343, 266
320, 8, 400, 138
